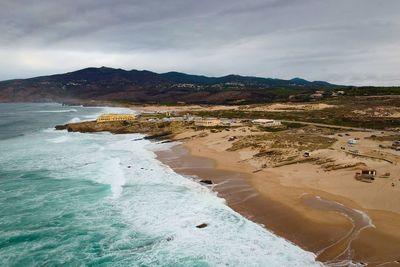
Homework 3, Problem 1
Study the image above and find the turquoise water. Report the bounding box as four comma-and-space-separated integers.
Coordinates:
0, 103, 321, 266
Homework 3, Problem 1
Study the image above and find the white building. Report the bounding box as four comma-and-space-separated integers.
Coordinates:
252, 119, 281, 127
220, 119, 243, 127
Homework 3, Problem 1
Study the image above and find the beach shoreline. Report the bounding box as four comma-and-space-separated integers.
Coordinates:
55, 106, 400, 266
156, 139, 400, 266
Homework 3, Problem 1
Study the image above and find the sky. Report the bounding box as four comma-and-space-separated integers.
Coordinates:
0, 0, 399, 86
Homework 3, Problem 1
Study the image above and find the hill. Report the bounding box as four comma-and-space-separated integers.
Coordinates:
0, 67, 340, 104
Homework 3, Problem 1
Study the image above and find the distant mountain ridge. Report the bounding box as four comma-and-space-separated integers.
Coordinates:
0, 67, 340, 104
158, 71, 333, 87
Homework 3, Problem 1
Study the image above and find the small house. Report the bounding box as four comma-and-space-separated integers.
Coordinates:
356, 169, 377, 182
252, 119, 282, 127
310, 93, 323, 99
184, 115, 201, 122
220, 119, 232, 127
361, 169, 377, 176
220, 119, 243, 127
332, 91, 345, 96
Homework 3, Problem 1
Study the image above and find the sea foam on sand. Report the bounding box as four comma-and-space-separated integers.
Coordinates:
0, 104, 323, 266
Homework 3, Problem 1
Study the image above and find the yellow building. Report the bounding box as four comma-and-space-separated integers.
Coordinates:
96, 113, 137, 123
194, 118, 221, 127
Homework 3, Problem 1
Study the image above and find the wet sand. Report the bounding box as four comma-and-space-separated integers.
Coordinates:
157, 144, 400, 266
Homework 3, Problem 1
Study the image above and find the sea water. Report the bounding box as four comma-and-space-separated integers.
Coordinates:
0, 103, 322, 266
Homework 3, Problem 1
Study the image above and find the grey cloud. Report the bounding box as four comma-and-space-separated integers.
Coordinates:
0, 0, 399, 85
218, 0, 302, 15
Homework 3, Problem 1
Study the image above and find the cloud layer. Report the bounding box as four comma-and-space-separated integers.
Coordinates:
0, 0, 399, 85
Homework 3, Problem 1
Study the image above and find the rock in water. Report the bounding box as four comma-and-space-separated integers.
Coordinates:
196, 223, 208, 228
200, 180, 213, 185
55, 124, 67, 130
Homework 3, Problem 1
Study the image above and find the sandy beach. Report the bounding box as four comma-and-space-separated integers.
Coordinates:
156, 128, 400, 266
59, 104, 400, 265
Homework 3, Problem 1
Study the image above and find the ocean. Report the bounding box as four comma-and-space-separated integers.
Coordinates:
0, 103, 321, 266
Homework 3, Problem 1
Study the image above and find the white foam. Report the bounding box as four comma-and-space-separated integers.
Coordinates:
99, 106, 138, 115
110, 137, 322, 266
79, 106, 138, 121
97, 157, 125, 198
34, 109, 78, 113
47, 135, 70, 143
1, 106, 323, 266
68, 117, 81, 123
42, 128, 58, 133
325, 260, 366, 267
353, 208, 375, 228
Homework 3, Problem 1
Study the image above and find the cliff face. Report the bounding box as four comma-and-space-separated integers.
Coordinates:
0, 67, 338, 104
55, 120, 187, 138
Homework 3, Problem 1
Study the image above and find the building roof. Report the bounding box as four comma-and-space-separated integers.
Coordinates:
252, 119, 276, 123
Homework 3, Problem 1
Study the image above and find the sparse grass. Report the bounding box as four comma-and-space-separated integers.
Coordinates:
228, 128, 337, 152
254, 149, 283, 157
257, 126, 287, 132
191, 97, 400, 130
192, 125, 230, 131
226, 126, 337, 166
283, 122, 305, 129
366, 134, 400, 141
345, 87, 400, 96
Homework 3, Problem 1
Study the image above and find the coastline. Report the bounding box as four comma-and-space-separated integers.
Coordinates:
156, 139, 400, 266
155, 145, 350, 253
54, 105, 400, 266
2, 103, 327, 266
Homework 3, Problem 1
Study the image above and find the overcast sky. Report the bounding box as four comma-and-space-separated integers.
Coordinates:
0, 0, 399, 85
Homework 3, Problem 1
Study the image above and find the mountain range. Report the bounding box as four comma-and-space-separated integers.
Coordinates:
0, 67, 340, 104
